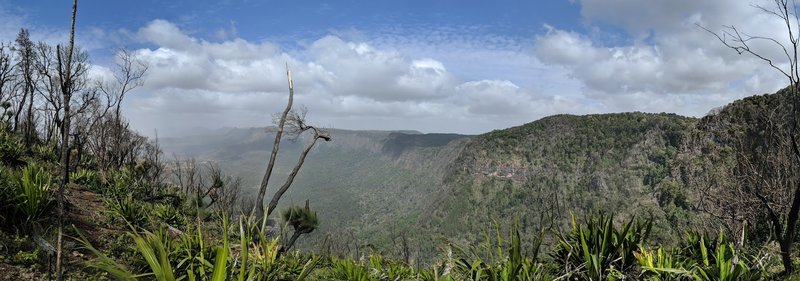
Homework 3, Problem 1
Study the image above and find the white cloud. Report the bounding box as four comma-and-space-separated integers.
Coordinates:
456, 80, 532, 115
124, 20, 574, 136
533, 0, 791, 116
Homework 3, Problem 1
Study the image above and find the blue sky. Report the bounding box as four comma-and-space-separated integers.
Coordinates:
0, 0, 789, 135
20, 1, 581, 40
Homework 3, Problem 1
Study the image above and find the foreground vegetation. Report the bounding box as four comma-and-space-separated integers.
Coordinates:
0, 153, 785, 280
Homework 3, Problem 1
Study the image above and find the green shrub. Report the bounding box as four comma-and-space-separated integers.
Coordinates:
0, 166, 13, 222
12, 248, 41, 267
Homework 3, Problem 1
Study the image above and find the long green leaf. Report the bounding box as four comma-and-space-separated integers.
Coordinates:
210, 246, 228, 281
296, 256, 320, 281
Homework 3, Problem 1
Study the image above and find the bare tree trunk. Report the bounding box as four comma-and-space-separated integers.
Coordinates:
55, 1, 77, 279
252, 65, 294, 218
266, 133, 325, 217
783, 136, 800, 275
25, 87, 36, 143
25, 85, 34, 144
13, 89, 25, 132
277, 231, 303, 258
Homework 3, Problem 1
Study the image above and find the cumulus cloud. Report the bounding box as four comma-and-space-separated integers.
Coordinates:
125, 19, 571, 135
307, 35, 457, 101
456, 80, 533, 115
534, 0, 790, 115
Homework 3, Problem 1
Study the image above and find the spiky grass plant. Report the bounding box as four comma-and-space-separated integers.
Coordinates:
635, 230, 770, 281
368, 254, 415, 280
635, 247, 691, 280
77, 217, 229, 281
77, 213, 319, 281
71, 169, 101, 191
684, 231, 763, 281
14, 163, 54, 222
330, 257, 375, 281
552, 212, 651, 280
450, 218, 551, 281
105, 194, 150, 228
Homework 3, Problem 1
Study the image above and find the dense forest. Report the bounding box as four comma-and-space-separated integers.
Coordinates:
5, 1, 800, 281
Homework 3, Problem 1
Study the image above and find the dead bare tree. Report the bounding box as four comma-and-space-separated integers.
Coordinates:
12, 29, 35, 141
167, 158, 241, 216
252, 65, 332, 221
205, 164, 242, 214
251, 65, 295, 218
700, 0, 800, 274
265, 108, 330, 218
140, 131, 165, 194
32, 41, 63, 143
0, 43, 15, 122
55, 0, 78, 279
94, 48, 147, 178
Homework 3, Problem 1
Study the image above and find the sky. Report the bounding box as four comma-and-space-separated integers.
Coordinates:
0, 0, 792, 136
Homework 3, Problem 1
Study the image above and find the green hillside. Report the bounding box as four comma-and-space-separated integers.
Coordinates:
666, 87, 800, 244
160, 112, 701, 260
424, 113, 697, 247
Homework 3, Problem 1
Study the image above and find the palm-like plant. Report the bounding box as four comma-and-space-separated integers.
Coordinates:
279, 201, 319, 256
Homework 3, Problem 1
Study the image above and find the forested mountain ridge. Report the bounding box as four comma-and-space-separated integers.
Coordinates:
423, 113, 697, 246
663, 87, 800, 245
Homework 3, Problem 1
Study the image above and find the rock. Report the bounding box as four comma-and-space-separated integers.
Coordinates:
167, 224, 183, 237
